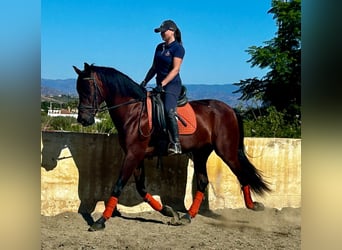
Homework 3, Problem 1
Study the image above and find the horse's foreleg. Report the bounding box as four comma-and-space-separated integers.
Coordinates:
88, 181, 122, 231
88, 153, 140, 231
133, 162, 161, 212
78, 200, 97, 226
134, 161, 178, 218
99, 177, 126, 222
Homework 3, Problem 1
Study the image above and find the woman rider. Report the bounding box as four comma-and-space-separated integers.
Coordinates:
141, 20, 185, 155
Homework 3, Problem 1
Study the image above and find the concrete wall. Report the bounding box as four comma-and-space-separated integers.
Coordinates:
41, 131, 301, 216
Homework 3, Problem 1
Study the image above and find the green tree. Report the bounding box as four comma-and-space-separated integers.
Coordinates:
234, 0, 301, 119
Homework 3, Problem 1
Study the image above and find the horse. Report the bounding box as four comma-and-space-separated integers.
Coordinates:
73, 62, 271, 231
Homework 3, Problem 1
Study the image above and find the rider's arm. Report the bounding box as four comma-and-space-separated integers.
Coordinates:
161, 57, 183, 87
142, 62, 156, 86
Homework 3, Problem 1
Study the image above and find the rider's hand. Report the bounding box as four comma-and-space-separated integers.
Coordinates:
154, 85, 164, 93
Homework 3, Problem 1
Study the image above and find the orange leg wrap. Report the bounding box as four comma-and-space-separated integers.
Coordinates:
242, 185, 254, 209
188, 191, 204, 218
144, 193, 162, 211
103, 196, 118, 220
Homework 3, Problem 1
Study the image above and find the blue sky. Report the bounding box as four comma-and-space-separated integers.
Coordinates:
41, 0, 277, 84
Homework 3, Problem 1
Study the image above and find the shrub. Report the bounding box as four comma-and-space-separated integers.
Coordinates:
41, 111, 117, 134
242, 106, 301, 138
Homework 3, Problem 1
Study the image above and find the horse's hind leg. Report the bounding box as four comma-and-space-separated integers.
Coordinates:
134, 161, 161, 211
181, 147, 212, 224
214, 138, 269, 211
133, 161, 179, 219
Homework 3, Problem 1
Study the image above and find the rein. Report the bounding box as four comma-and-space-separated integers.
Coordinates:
98, 98, 144, 113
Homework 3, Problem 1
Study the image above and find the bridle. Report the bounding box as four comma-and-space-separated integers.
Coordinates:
77, 74, 102, 115
77, 72, 145, 114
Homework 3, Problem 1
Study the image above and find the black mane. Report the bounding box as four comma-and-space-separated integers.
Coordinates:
89, 64, 146, 99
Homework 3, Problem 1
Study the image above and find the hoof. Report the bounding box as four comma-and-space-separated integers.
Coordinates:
168, 213, 191, 226
169, 215, 182, 226
160, 205, 178, 218
88, 217, 106, 232
112, 208, 121, 217
179, 213, 192, 224
248, 202, 265, 211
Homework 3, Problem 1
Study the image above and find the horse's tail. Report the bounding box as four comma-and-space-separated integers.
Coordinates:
234, 110, 271, 195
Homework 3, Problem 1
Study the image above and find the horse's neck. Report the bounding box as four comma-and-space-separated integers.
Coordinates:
107, 99, 140, 135
101, 75, 143, 132
101, 76, 136, 104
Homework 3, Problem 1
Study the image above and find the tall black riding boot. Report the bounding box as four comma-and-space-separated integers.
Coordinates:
167, 109, 182, 155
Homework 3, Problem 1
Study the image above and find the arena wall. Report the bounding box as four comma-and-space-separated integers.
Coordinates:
41, 131, 301, 216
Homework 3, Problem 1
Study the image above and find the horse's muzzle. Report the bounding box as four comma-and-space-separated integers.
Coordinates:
77, 114, 95, 126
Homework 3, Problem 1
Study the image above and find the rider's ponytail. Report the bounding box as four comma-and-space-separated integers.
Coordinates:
175, 29, 182, 45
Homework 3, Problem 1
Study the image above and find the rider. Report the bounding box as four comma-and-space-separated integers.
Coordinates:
141, 20, 185, 155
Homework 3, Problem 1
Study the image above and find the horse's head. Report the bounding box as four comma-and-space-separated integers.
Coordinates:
73, 63, 103, 126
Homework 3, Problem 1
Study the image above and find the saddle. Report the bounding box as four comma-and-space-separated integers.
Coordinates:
147, 85, 197, 135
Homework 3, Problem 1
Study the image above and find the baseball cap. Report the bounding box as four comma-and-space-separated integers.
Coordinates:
154, 20, 178, 33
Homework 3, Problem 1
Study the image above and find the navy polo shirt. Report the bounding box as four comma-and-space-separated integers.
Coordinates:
153, 40, 185, 84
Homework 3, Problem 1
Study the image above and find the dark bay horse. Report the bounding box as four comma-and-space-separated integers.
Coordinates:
73, 62, 271, 231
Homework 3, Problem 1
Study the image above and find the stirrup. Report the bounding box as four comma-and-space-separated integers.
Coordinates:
168, 143, 182, 155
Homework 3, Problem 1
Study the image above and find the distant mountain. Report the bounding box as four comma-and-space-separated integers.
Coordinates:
185, 84, 240, 106
41, 79, 243, 107
41, 78, 77, 96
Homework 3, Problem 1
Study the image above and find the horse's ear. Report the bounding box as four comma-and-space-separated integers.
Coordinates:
84, 62, 90, 70
73, 66, 82, 75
